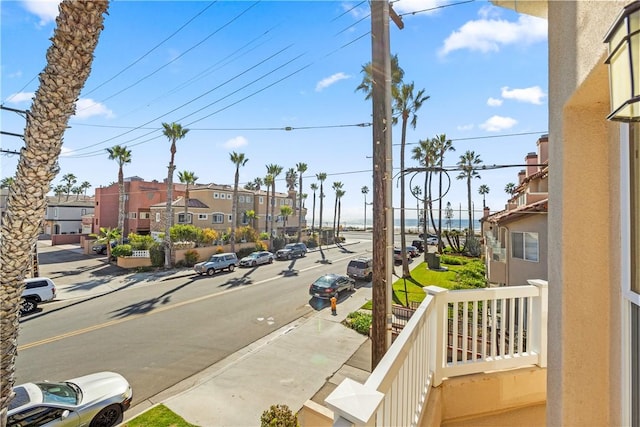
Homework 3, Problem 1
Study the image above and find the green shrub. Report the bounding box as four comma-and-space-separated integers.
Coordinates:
149, 244, 165, 267
440, 254, 468, 265
260, 404, 298, 427
272, 236, 286, 251
170, 224, 203, 243
305, 235, 318, 248
111, 244, 132, 258
127, 233, 155, 250
343, 311, 372, 336
237, 247, 255, 259
259, 232, 270, 241
255, 241, 268, 251
455, 260, 487, 289
183, 249, 199, 267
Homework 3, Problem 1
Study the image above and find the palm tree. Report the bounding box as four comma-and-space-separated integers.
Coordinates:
106, 145, 131, 244
395, 82, 429, 278
296, 162, 307, 242
178, 170, 198, 224
229, 152, 248, 253
245, 209, 258, 230
71, 186, 82, 200
280, 205, 293, 236
0, 177, 15, 188
335, 188, 346, 240
356, 53, 404, 100
316, 173, 327, 246
244, 177, 262, 191
285, 167, 297, 195
264, 174, 273, 234
310, 182, 318, 234
0, 1, 108, 422
331, 181, 344, 241
505, 182, 517, 197
478, 184, 490, 209
266, 164, 282, 248
61, 173, 77, 201
361, 185, 369, 230
456, 151, 483, 236
412, 138, 438, 242
91, 226, 121, 263
53, 185, 65, 202
162, 122, 189, 269
432, 134, 455, 251
79, 180, 91, 197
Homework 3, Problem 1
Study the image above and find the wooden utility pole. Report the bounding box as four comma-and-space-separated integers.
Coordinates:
370, 0, 394, 369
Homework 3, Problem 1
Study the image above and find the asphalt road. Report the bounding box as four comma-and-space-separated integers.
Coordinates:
15, 237, 375, 408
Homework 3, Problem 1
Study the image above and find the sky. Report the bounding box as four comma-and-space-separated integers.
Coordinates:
0, 0, 548, 226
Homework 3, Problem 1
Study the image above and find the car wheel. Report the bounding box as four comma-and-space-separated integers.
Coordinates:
207, 268, 215, 276
90, 404, 122, 427
252, 261, 257, 267
287, 254, 292, 260
269, 258, 273, 264
366, 273, 373, 281
20, 298, 37, 314
228, 264, 235, 272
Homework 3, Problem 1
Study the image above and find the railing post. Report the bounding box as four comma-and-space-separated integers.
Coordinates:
527, 279, 548, 368
425, 286, 448, 386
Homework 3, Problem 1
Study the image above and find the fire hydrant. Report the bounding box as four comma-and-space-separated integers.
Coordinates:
330, 296, 337, 316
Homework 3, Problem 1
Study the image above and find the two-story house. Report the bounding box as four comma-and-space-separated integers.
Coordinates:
483, 135, 549, 286
42, 195, 95, 236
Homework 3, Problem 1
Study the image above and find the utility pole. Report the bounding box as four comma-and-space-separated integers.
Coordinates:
370, 0, 395, 369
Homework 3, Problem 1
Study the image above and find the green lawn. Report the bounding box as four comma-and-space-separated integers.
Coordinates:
123, 404, 199, 427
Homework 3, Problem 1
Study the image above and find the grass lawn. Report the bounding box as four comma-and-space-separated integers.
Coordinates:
122, 404, 199, 427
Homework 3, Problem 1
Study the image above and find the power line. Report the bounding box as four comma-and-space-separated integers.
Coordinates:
397, 0, 476, 17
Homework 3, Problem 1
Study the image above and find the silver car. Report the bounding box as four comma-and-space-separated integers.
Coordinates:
239, 251, 274, 267
8, 371, 132, 427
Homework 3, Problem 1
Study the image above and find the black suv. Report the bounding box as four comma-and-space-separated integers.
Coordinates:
92, 238, 129, 255
276, 243, 307, 260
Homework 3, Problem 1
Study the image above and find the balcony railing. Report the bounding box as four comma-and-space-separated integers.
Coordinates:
325, 279, 548, 426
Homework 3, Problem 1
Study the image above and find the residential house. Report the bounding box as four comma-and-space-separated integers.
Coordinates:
42, 195, 94, 235
93, 176, 185, 236
312, 1, 639, 426
482, 135, 549, 286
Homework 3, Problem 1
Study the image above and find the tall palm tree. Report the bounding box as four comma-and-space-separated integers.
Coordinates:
106, 145, 131, 244
264, 174, 273, 234
505, 182, 517, 196
331, 181, 344, 241
309, 182, 318, 234
285, 167, 297, 195
280, 205, 293, 237
61, 173, 77, 201
395, 82, 429, 278
245, 209, 258, 230
335, 188, 346, 239
356, 53, 405, 100
361, 185, 369, 230
80, 180, 91, 197
244, 177, 263, 191
162, 122, 189, 269
53, 185, 65, 202
266, 164, 282, 249
432, 134, 455, 251
412, 185, 422, 229
316, 173, 327, 247
456, 150, 482, 236
411, 138, 437, 242
478, 184, 490, 209
229, 152, 248, 253
296, 162, 307, 241
0, 1, 108, 422
178, 170, 198, 224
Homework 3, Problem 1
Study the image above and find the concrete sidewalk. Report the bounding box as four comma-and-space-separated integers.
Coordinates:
125, 284, 372, 426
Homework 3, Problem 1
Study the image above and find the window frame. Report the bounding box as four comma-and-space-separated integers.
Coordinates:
510, 231, 539, 262
212, 213, 224, 224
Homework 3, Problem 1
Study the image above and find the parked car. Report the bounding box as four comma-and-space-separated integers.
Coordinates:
411, 240, 425, 252
239, 251, 274, 267
194, 253, 239, 276
275, 243, 307, 260
426, 236, 438, 245
347, 257, 373, 281
406, 245, 419, 258
309, 274, 355, 299
92, 238, 129, 255
8, 371, 132, 427
21, 277, 56, 314
418, 233, 437, 240
393, 248, 407, 264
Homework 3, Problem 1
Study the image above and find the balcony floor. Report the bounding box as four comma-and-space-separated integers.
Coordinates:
442, 403, 546, 427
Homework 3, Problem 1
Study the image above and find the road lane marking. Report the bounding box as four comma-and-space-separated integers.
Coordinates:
18, 251, 365, 351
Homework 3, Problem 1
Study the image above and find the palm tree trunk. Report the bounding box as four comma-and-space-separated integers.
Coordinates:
165, 151, 175, 269
467, 177, 473, 236
118, 167, 125, 244
0, 1, 108, 423
400, 117, 409, 278
311, 193, 316, 234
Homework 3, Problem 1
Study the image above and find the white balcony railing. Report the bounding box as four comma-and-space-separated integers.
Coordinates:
325, 280, 548, 427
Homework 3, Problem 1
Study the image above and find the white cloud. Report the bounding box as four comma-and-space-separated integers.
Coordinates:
223, 136, 248, 149
59, 146, 74, 157
22, 0, 60, 26
6, 92, 34, 104
480, 115, 517, 132
501, 86, 546, 105
487, 97, 503, 107
439, 10, 546, 56
315, 72, 350, 92
390, 0, 441, 15
457, 124, 474, 132
341, 1, 369, 19
73, 98, 114, 119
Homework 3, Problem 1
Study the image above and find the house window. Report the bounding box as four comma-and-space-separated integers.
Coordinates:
227, 193, 233, 199
140, 212, 150, 219
178, 213, 192, 224
246, 195, 253, 203
212, 213, 224, 224
259, 196, 264, 204
238, 195, 244, 203
129, 212, 137, 219
81, 208, 87, 215
155, 212, 160, 222
198, 214, 208, 220
511, 231, 538, 262
228, 214, 232, 221
241, 212, 249, 225
53, 208, 58, 218
214, 193, 219, 199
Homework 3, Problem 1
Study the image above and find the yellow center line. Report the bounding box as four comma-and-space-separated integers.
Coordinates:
18, 251, 361, 351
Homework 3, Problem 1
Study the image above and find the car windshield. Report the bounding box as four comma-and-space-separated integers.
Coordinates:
284, 244, 296, 249
248, 253, 260, 258
313, 276, 335, 288
349, 261, 366, 268
209, 256, 221, 262
35, 382, 81, 405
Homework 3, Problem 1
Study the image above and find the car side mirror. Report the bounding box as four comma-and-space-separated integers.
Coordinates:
61, 410, 70, 420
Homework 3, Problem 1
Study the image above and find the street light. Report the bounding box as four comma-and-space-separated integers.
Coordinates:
604, 0, 640, 122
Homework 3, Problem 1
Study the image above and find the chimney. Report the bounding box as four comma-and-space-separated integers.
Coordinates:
483, 206, 490, 219
525, 152, 538, 177
537, 134, 549, 165
518, 169, 526, 184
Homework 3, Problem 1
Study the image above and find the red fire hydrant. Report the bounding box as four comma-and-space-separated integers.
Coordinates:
330, 296, 337, 316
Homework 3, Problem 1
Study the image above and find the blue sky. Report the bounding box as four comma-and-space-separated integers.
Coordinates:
1, 0, 548, 226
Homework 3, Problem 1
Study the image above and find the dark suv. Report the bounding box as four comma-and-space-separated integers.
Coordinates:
276, 243, 307, 260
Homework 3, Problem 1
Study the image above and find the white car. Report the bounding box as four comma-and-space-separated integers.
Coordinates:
21, 277, 57, 315
8, 371, 133, 427
239, 251, 274, 267
426, 236, 438, 245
